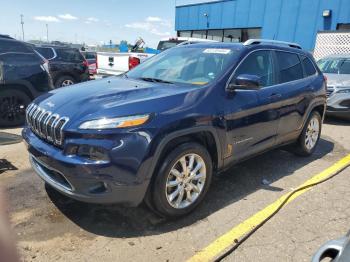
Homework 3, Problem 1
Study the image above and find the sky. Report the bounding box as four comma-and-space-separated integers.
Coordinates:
0, 0, 183, 48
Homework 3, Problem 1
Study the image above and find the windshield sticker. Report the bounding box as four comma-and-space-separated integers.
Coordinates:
203, 49, 231, 54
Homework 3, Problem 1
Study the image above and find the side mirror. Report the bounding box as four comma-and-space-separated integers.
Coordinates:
227, 74, 261, 92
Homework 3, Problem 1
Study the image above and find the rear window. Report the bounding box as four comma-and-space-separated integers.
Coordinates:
276, 51, 303, 83
157, 40, 184, 51
83, 52, 96, 59
55, 48, 84, 62
0, 39, 32, 54
301, 56, 317, 77
35, 47, 55, 60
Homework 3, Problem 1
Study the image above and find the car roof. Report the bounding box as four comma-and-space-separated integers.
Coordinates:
34, 44, 79, 51
177, 42, 308, 55
0, 34, 14, 39
323, 54, 350, 59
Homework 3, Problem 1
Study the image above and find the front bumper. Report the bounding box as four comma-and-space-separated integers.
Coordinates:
23, 127, 152, 206
326, 91, 350, 120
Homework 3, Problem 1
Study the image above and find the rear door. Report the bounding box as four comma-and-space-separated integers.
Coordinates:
273, 51, 313, 143
224, 50, 281, 163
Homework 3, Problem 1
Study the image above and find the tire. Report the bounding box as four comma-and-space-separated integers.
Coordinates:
293, 111, 322, 156
55, 76, 76, 88
151, 142, 212, 218
0, 89, 31, 127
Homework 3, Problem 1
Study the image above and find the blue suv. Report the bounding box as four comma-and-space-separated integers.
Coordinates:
23, 40, 326, 218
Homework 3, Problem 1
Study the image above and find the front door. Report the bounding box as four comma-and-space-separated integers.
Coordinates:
223, 50, 281, 165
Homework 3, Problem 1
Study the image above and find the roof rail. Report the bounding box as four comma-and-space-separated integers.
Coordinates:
243, 39, 302, 49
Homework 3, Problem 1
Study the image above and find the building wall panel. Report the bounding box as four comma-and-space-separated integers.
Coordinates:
175, 0, 350, 50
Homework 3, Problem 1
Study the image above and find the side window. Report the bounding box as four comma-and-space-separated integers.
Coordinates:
233, 50, 275, 87
276, 51, 303, 83
301, 56, 317, 77
35, 47, 55, 60
55, 49, 83, 62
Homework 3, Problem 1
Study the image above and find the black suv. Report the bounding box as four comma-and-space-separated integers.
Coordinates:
34, 45, 89, 88
0, 37, 53, 127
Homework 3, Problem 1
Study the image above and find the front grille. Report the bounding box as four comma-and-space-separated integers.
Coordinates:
26, 104, 69, 146
326, 86, 334, 98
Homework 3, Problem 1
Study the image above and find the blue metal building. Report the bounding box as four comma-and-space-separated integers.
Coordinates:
175, 0, 350, 50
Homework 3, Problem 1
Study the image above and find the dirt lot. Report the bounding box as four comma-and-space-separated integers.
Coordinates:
0, 118, 349, 262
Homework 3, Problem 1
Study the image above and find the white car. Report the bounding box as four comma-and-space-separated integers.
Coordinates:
157, 37, 218, 51
96, 52, 154, 77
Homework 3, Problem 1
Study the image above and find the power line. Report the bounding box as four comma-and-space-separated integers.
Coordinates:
20, 14, 24, 41
46, 24, 48, 42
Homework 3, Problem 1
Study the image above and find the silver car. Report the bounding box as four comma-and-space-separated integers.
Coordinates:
312, 233, 350, 262
317, 54, 350, 120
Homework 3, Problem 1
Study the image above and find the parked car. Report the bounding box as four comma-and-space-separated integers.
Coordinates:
317, 54, 350, 120
0, 37, 53, 127
96, 52, 154, 77
34, 45, 89, 88
157, 37, 218, 51
23, 40, 326, 218
81, 51, 97, 76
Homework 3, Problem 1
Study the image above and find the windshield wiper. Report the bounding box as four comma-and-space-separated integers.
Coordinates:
139, 77, 174, 84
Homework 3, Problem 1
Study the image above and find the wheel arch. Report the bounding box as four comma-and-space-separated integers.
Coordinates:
149, 127, 223, 181
0, 82, 37, 100
302, 99, 326, 130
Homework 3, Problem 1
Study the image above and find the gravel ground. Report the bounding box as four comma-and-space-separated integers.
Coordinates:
0, 117, 349, 262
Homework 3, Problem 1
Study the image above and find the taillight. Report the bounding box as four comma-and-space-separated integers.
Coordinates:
83, 59, 89, 67
324, 74, 328, 89
96, 55, 98, 69
129, 56, 140, 70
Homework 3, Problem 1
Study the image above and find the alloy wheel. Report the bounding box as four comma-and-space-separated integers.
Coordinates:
305, 116, 320, 150
165, 153, 207, 209
61, 79, 74, 86
0, 95, 26, 124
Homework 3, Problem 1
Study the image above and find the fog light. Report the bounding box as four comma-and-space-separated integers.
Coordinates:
77, 145, 109, 162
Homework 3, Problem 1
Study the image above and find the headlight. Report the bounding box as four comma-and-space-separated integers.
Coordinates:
79, 114, 150, 130
337, 88, 350, 94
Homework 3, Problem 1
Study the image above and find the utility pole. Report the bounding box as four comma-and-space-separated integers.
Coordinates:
20, 14, 24, 41
46, 24, 49, 43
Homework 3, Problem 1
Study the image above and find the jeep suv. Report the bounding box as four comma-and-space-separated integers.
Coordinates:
34, 45, 89, 88
22, 40, 326, 218
0, 37, 53, 127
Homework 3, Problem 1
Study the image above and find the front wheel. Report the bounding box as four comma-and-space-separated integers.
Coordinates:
151, 143, 212, 218
294, 111, 322, 156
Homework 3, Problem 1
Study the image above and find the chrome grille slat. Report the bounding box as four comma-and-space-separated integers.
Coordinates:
25, 104, 69, 147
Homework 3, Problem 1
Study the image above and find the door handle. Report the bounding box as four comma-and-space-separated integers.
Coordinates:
268, 93, 282, 100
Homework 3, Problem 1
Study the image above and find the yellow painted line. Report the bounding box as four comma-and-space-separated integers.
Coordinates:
189, 154, 350, 262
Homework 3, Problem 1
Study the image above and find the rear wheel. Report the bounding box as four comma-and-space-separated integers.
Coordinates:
0, 89, 31, 127
150, 142, 212, 218
55, 76, 75, 88
293, 111, 322, 156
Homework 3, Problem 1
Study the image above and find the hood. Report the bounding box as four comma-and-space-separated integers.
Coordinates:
324, 73, 350, 88
34, 76, 201, 126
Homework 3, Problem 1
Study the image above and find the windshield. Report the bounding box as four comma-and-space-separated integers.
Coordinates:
317, 58, 350, 74
127, 46, 238, 85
